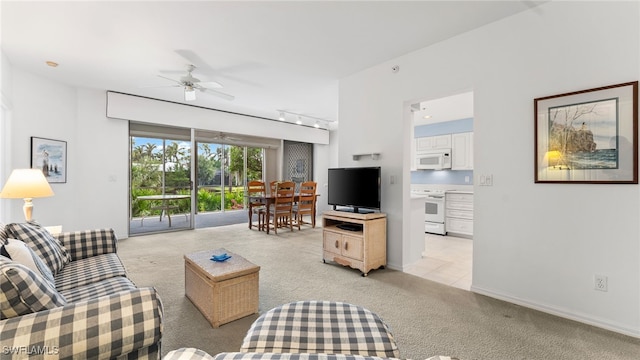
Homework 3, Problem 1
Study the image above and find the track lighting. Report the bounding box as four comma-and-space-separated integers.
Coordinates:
275, 110, 333, 129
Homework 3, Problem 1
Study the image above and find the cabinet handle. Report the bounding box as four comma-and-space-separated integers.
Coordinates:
344, 242, 348, 251
335, 240, 339, 249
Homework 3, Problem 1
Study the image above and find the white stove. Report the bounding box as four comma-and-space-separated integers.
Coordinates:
411, 188, 446, 235
411, 189, 445, 196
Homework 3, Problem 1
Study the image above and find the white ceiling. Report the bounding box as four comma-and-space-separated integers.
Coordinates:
413, 91, 474, 126
1, 1, 538, 129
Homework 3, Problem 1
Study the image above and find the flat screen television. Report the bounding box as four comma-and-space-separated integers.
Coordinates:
328, 166, 381, 213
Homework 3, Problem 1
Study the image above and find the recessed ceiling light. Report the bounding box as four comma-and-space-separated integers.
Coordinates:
423, 115, 432, 119
45, 61, 59, 67
296, 116, 302, 125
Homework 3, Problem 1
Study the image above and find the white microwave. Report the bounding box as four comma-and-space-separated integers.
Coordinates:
416, 149, 452, 170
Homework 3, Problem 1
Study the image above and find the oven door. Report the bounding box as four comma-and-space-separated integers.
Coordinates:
424, 196, 445, 223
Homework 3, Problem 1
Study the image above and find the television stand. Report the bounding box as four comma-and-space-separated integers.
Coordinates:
336, 223, 363, 232
322, 210, 387, 276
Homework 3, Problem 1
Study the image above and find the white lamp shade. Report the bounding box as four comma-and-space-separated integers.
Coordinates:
0, 169, 55, 199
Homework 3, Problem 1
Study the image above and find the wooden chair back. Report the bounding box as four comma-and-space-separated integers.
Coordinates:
247, 180, 266, 231
269, 180, 278, 195
274, 181, 295, 212
294, 181, 317, 229
268, 181, 295, 233
247, 180, 266, 202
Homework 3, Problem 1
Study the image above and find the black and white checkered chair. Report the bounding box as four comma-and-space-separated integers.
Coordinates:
240, 301, 399, 358
163, 301, 459, 360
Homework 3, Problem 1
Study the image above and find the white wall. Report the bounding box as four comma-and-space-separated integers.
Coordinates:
339, 1, 640, 336
0, 51, 14, 220
3, 68, 131, 236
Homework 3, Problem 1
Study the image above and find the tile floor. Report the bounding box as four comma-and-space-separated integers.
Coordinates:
405, 233, 473, 291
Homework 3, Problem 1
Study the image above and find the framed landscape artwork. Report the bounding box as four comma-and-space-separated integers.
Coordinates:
31, 137, 67, 183
534, 81, 638, 184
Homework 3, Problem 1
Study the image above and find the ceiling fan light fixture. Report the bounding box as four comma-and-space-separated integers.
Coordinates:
184, 86, 196, 101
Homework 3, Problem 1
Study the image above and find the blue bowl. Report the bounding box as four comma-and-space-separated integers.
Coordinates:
211, 253, 231, 262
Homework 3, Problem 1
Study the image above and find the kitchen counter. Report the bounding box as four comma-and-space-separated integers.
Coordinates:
406, 195, 427, 268
446, 190, 473, 194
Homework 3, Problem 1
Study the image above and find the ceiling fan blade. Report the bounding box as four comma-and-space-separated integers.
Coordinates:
158, 75, 183, 85
214, 132, 244, 142
199, 81, 223, 89
175, 49, 215, 74
199, 87, 235, 101
140, 84, 182, 89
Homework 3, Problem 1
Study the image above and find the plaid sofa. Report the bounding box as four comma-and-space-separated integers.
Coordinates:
0, 224, 163, 359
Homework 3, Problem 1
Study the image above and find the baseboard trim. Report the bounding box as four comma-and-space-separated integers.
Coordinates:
471, 285, 640, 338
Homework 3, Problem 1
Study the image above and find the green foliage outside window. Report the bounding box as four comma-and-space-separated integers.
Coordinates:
131, 137, 262, 218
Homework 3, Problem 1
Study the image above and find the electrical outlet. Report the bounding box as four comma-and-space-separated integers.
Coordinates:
594, 274, 608, 292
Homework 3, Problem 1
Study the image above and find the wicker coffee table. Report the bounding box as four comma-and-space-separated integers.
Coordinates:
184, 248, 260, 327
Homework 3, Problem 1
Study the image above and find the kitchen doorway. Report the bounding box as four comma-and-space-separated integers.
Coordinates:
407, 91, 475, 290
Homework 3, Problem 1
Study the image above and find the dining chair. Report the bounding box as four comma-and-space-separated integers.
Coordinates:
265, 181, 295, 234
269, 180, 278, 194
258, 180, 280, 229
293, 181, 317, 229
247, 180, 266, 230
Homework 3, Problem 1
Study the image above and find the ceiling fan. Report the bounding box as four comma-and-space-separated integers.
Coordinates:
157, 64, 235, 102
211, 132, 244, 142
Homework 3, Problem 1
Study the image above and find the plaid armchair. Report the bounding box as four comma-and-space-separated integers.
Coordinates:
1, 225, 164, 360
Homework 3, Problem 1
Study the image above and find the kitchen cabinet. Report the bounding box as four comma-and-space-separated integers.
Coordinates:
322, 210, 387, 276
451, 132, 473, 170
446, 192, 473, 236
416, 134, 452, 152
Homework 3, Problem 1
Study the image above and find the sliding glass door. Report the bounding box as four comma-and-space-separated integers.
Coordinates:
130, 135, 193, 235
196, 143, 263, 213
130, 125, 269, 234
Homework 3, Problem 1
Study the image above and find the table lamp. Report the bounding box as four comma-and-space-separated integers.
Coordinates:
0, 169, 54, 221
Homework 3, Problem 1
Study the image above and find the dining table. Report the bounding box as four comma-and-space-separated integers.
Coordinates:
136, 194, 190, 227
247, 193, 318, 234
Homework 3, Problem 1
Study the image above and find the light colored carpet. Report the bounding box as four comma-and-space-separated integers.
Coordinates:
118, 223, 640, 360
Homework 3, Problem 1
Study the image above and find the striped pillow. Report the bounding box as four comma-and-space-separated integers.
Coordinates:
0, 222, 7, 243
5, 222, 71, 275
1, 238, 55, 286
0, 256, 67, 319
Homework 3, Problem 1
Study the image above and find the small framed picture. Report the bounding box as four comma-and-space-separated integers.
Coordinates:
31, 137, 67, 183
534, 81, 638, 184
